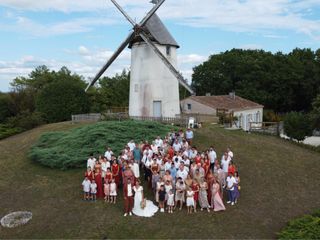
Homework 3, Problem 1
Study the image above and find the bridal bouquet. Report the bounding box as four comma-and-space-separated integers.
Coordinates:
140, 198, 146, 209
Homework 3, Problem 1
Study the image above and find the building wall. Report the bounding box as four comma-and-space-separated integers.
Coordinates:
129, 42, 180, 118
180, 98, 216, 115
233, 108, 263, 131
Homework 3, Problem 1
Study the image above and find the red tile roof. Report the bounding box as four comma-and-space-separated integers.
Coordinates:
185, 95, 264, 111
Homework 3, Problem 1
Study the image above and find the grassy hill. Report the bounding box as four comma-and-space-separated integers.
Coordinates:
0, 122, 320, 239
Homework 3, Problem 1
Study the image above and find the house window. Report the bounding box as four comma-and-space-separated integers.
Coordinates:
187, 104, 192, 110
166, 46, 171, 56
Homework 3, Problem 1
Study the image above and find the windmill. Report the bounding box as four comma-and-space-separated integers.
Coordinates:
86, 0, 195, 118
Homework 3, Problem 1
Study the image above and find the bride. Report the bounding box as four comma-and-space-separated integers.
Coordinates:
132, 180, 158, 217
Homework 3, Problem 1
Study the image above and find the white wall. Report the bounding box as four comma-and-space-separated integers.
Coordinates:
129, 42, 180, 117
234, 108, 263, 131
180, 98, 216, 115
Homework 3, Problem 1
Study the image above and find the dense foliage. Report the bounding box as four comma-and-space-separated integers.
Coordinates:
192, 48, 320, 112
29, 121, 176, 169
284, 112, 313, 141
278, 209, 320, 239
310, 94, 320, 130
36, 80, 90, 123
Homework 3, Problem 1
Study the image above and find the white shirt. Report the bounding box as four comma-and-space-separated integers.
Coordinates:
156, 158, 162, 165
185, 130, 194, 139
228, 150, 234, 159
82, 179, 91, 192
101, 161, 110, 172
173, 142, 182, 152
87, 158, 96, 170
226, 176, 236, 191
155, 138, 163, 148
90, 183, 97, 194
209, 150, 217, 164
130, 163, 140, 178
164, 161, 172, 171
176, 169, 188, 180
127, 142, 135, 151
221, 158, 231, 173
104, 151, 113, 161
127, 184, 133, 197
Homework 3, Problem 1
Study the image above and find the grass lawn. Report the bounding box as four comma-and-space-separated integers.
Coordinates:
0, 122, 320, 239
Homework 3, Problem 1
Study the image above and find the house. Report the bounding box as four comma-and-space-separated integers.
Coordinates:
180, 93, 264, 131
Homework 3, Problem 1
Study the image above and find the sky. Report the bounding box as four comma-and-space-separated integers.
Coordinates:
0, 0, 320, 92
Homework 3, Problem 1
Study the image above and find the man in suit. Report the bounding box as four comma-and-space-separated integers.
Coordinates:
123, 178, 134, 216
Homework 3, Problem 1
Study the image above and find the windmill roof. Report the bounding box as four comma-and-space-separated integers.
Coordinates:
129, 14, 179, 48
184, 95, 264, 111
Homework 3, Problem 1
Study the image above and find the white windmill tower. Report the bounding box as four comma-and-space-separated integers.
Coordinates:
86, 0, 195, 118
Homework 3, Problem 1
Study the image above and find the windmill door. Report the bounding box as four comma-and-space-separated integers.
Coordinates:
153, 101, 162, 118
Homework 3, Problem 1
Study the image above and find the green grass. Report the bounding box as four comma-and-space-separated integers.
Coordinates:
29, 120, 177, 169
0, 122, 320, 239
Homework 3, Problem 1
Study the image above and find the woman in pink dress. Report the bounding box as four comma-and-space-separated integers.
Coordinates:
211, 178, 226, 212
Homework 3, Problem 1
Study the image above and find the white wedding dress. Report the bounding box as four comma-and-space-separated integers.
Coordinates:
132, 186, 158, 217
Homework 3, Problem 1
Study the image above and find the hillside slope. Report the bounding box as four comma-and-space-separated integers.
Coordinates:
0, 122, 319, 239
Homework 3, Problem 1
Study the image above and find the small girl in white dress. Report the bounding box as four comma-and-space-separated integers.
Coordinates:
109, 178, 117, 204
186, 188, 195, 214
167, 189, 175, 213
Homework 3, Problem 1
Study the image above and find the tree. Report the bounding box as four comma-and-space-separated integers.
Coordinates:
36, 79, 90, 123
0, 92, 13, 123
284, 112, 313, 141
310, 94, 320, 130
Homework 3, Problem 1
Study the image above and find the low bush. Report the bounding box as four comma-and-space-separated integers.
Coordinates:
278, 209, 320, 239
7, 111, 45, 130
29, 120, 177, 169
0, 124, 23, 140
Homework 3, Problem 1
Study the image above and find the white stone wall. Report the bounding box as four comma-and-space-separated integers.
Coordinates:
180, 98, 216, 115
129, 42, 180, 117
233, 108, 263, 131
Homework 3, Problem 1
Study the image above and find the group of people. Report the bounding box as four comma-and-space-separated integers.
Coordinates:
81, 127, 241, 217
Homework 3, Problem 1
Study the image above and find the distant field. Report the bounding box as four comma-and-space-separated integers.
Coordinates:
0, 122, 320, 239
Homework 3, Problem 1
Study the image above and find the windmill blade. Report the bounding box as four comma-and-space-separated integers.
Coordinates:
139, 32, 195, 95
85, 31, 135, 91
111, 0, 165, 27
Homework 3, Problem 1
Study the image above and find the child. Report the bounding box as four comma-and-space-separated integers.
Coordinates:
158, 185, 166, 213
167, 189, 175, 213
109, 178, 117, 204
90, 179, 97, 201
186, 187, 195, 214
164, 180, 173, 203
104, 178, 110, 203
82, 177, 91, 200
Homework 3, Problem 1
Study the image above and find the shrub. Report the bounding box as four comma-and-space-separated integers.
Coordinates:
283, 112, 313, 142
7, 110, 45, 130
0, 124, 23, 140
29, 120, 177, 169
278, 209, 320, 239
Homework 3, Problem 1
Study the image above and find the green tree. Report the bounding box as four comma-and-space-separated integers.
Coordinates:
36, 79, 90, 123
284, 112, 313, 141
310, 94, 320, 130
0, 92, 13, 123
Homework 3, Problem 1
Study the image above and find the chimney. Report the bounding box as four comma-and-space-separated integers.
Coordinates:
205, 93, 211, 96
229, 91, 235, 100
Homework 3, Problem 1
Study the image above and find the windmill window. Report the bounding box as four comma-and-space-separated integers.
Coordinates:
166, 46, 171, 56
187, 104, 192, 110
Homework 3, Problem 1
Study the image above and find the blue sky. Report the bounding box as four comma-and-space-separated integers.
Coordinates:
0, 0, 320, 92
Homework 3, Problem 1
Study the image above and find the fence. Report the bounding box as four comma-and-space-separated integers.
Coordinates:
249, 121, 282, 135
71, 113, 102, 123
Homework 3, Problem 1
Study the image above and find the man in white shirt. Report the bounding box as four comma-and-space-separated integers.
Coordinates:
87, 155, 96, 170
227, 147, 234, 159
104, 147, 113, 161
101, 157, 110, 178
154, 136, 163, 148
185, 128, 194, 145
221, 152, 231, 178
176, 164, 188, 181
129, 160, 140, 179
172, 140, 182, 152
127, 140, 135, 151
226, 172, 237, 205
208, 147, 217, 172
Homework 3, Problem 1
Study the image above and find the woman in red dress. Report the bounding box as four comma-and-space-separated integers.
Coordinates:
112, 160, 120, 187
94, 168, 104, 198
191, 180, 200, 212
105, 168, 113, 183
228, 161, 236, 176
85, 167, 94, 181
203, 158, 210, 179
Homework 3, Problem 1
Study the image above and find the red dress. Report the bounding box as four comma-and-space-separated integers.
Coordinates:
112, 164, 120, 186
94, 172, 104, 198
192, 183, 199, 201
195, 156, 201, 165
105, 172, 113, 183
168, 148, 174, 159
85, 171, 94, 181
228, 165, 236, 176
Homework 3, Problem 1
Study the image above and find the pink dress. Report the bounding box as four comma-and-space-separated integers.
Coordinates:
211, 183, 226, 211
